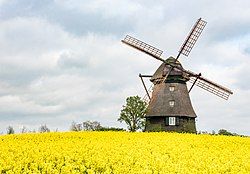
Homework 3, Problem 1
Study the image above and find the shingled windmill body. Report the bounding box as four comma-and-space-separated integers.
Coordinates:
122, 18, 233, 133
146, 57, 197, 132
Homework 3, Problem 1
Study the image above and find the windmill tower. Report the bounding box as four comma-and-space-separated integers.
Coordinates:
121, 18, 233, 133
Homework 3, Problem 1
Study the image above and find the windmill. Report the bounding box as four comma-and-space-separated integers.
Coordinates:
121, 18, 233, 133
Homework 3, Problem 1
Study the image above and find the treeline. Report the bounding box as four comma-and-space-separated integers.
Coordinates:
2, 121, 246, 137
4, 124, 245, 137
3, 121, 125, 135
70, 121, 125, 132
6, 124, 53, 134
198, 129, 246, 137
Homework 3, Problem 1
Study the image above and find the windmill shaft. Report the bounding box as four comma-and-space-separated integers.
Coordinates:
176, 51, 182, 60
188, 74, 201, 93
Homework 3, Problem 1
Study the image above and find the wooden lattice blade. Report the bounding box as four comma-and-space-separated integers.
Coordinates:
178, 18, 207, 58
188, 76, 233, 100
121, 35, 165, 62
164, 63, 233, 100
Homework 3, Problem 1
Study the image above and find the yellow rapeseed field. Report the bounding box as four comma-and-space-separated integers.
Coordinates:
0, 131, 249, 173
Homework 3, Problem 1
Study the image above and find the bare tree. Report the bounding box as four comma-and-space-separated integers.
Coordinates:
39, 124, 50, 133
7, 126, 15, 134
82, 121, 102, 131
21, 126, 28, 133
70, 121, 82, 131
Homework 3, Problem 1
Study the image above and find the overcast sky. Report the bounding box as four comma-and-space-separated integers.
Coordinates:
0, 0, 250, 135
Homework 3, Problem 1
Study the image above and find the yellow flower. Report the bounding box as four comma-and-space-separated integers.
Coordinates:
0, 132, 249, 173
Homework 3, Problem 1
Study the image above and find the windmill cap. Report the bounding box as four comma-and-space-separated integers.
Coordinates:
165, 56, 181, 65
150, 56, 184, 83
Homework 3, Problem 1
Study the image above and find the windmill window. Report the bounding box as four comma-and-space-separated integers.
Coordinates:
169, 100, 175, 107
169, 117, 176, 125
169, 86, 175, 91
166, 117, 179, 126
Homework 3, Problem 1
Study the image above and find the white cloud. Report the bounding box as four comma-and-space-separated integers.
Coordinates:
55, 0, 142, 18
0, 95, 61, 114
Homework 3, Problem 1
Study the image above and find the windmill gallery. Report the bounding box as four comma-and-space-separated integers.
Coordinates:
122, 18, 233, 133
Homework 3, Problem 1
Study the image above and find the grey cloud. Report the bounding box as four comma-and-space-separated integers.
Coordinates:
0, 0, 133, 36
208, 22, 250, 42
0, 64, 43, 86
57, 52, 89, 70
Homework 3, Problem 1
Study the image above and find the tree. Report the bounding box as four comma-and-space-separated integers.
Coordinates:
39, 124, 50, 133
21, 126, 28, 133
6, 126, 15, 134
218, 129, 233, 136
82, 121, 102, 131
118, 96, 147, 132
98, 127, 125, 131
70, 121, 82, 131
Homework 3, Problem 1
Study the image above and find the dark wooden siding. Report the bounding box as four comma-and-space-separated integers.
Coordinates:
145, 116, 196, 133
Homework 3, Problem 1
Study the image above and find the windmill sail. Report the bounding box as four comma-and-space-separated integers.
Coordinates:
121, 18, 233, 133
121, 19, 233, 100
162, 18, 207, 83
178, 18, 207, 58
187, 73, 233, 100
162, 63, 233, 100
121, 35, 164, 62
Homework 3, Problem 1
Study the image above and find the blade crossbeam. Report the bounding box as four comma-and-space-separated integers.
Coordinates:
179, 18, 207, 57
122, 35, 163, 60
189, 77, 230, 100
